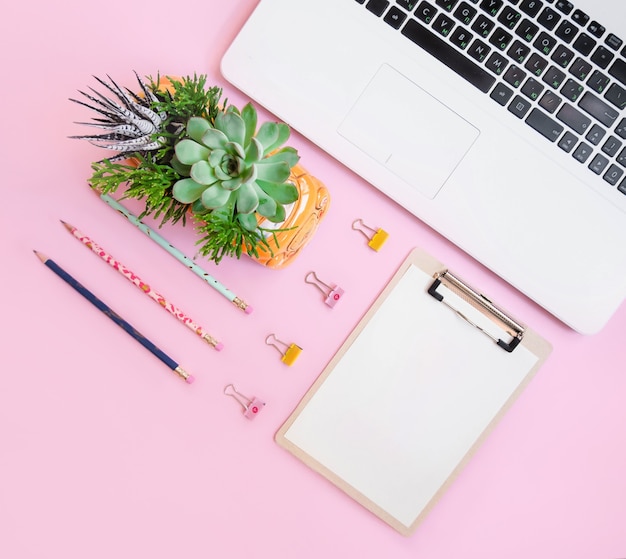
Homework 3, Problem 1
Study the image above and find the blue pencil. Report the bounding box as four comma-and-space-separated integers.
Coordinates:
34, 251, 194, 384
100, 194, 253, 314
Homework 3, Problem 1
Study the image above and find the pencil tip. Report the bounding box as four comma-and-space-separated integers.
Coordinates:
33, 250, 46, 263
60, 220, 73, 232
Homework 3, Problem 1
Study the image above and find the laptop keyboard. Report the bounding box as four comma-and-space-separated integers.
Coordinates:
356, 0, 626, 197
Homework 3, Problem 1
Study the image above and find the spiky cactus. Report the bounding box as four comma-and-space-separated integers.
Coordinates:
69, 73, 169, 161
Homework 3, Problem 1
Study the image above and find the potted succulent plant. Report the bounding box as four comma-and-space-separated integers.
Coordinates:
70, 73, 329, 267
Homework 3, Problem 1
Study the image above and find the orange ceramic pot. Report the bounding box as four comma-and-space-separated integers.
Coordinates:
250, 162, 330, 269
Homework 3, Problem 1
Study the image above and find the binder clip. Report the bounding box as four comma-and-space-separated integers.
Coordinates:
304, 271, 344, 308
265, 333, 302, 366
352, 219, 389, 251
224, 384, 265, 419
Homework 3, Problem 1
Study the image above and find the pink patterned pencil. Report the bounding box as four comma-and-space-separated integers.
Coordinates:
61, 221, 223, 351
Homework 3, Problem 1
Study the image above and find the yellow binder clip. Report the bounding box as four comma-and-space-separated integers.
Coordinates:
266, 334, 302, 366
352, 219, 389, 251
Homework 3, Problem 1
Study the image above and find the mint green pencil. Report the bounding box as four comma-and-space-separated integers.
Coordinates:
100, 194, 253, 314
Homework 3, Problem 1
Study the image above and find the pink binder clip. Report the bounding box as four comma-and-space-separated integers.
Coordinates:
224, 384, 265, 419
305, 271, 344, 308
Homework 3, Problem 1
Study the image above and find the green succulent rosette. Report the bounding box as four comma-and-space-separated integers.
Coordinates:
172, 103, 300, 232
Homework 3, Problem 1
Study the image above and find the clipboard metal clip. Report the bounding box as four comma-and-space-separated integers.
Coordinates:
428, 270, 525, 353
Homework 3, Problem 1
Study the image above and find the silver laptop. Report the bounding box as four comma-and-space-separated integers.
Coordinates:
222, 0, 626, 334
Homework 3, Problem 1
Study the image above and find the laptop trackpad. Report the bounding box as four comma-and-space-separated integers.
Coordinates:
338, 64, 479, 199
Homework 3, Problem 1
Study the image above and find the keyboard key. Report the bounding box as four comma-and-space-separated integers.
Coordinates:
608, 59, 626, 86
479, 0, 503, 17
572, 33, 596, 57
486, 51, 509, 74
526, 107, 564, 141
587, 70, 610, 94
602, 136, 622, 157
472, 14, 494, 37
490, 82, 514, 105
618, 177, 626, 195
534, 32, 557, 55
542, 65, 565, 88
618, 146, 626, 165
590, 46, 614, 69
401, 19, 497, 92
537, 6, 560, 30
587, 21, 605, 39
521, 77, 544, 99
616, 119, 626, 139
490, 27, 513, 50
539, 90, 562, 113
555, 20, 577, 43
454, 2, 478, 24
578, 91, 619, 127
554, 1, 573, 16
366, 0, 390, 16
605, 34, 623, 51
519, 0, 543, 18
436, 0, 460, 11
504, 64, 527, 87
588, 153, 609, 174
585, 124, 606, 146
450, 26, 474, 48
604, 83, 626, 111
497, 6, 521, 29
551, 44, 574, 67
558, 130, 577, 152
468, 37, 491, 61
415, 1, 438, 23
397, 0, 419, 9
433, 13, 455, 36
385, 6, 408, 27
603, 164, 624, 186
560, 78, 583, 102
508, 94, 532, 118
508, 40, 531, 63
557, 103, 591, 133
572, 141, 592, 163
525, 53, 548, 76
569, 58, 592, 80
570, 9, 589, 27
516, 19, 539, 42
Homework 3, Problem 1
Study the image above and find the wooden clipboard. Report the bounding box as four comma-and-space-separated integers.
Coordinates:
276, 247, 552, 536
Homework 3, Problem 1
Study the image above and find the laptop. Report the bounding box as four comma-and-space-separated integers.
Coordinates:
221, 0, 626, 334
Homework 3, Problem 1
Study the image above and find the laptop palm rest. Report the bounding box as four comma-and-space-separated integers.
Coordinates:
338, 64, 480, 199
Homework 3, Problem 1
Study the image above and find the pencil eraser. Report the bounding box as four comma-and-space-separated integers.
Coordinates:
185, 375, 195, 384
245, 305, 254, 314
215, 342, 224, 351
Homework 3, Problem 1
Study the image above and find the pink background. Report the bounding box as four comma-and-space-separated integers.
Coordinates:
2, 1, 625, 557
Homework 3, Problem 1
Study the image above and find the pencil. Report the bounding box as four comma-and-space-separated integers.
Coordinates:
61, 220, 223, 351
34, 250, 195, 384
100, 194, 253, 314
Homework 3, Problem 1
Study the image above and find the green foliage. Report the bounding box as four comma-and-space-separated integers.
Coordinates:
194, 209, 278, 264
147, 73, 226, 161
89, 156, 190, 225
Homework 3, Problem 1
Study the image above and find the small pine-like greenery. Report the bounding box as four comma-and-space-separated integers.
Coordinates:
89, 156, 189, 225
194, 209, 279, 264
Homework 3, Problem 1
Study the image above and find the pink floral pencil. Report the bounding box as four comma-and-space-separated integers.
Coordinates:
61, 221, 223, 351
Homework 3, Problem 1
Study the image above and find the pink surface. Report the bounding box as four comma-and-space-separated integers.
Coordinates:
2, 2, 625, 558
